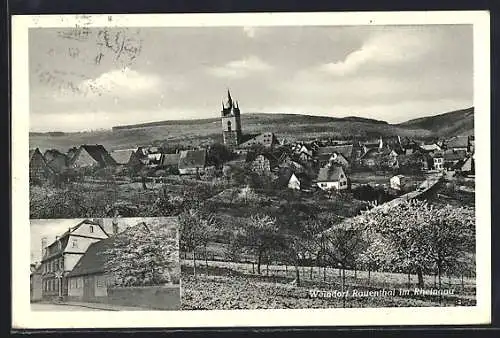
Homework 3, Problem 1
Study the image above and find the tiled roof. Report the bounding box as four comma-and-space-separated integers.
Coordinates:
46, 154, 68, 173
161, 153, 181, 167
443, 150, 467, 161
317, 145, 353, 158
43, 236, 69, 260
316, 165, 344, 182
69, 145, 117, 167
66, 236, 114, 277
110, 149, 135, 165
239, 133, 277, 148
178, 150, 206, 169
29, 149, 36, 159
29, 148, 52, 169
420, 144, 441, 152
446, 136, 469, 149
82, 145, 117, 167
42, 219, 109, 261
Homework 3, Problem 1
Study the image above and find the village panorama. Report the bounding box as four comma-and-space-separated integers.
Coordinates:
29, 90, 476, 310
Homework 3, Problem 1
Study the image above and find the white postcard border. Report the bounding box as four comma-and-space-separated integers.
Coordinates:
12, 11, 491, 328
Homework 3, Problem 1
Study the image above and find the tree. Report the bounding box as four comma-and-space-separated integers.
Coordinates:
322, 217, 367, 306
281, 218, 322, 286
207, 143, 236, 167
179, 208, 217, 278
245, 214, 279, 275
225, 229, 246, 262
365, 200, 475, 288
102, 222, 179, 286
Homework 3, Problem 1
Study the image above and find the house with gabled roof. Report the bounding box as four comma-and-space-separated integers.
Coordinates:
443, 149, 468, 170
316, 145, 354, 166
293, 144, 313, 161
246, 153, 274, 174
43, 149, 69, 174
445, 136, 470, 152
29, 148, 54, 184
65, 221, 149, 303
362, 138, 383, 154
68, 144, 117, 169
40, 219, 109, 300
420, 143, 442, 152
276, 167, 311, 191
390, 174, 406, 191
66, 218, 180, 305
110, 149, 136, 165
315, 164, 348, 191
432, 151, 445, 171
239, 132, 279, 149
160, 153, 181, 170
459, 154, 475, 175
178, 149, 209, 175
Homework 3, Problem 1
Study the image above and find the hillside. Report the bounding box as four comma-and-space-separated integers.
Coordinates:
29, 108, 472, 153
398, 107, 474, 137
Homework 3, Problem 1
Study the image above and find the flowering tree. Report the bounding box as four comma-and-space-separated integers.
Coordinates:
363, 200, 475, 288
281, 218, 322, 286
244, 214, 280, 275
322, 217, 367, 304
179, 208, 218, 278
103, 222, 179, 286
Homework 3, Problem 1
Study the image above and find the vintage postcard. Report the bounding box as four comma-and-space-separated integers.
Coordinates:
12, 11, 490, 328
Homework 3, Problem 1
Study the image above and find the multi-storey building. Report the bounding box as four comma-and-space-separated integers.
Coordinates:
40, 219, 109, 300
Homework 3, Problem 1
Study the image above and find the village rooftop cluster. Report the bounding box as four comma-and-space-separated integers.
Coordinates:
29, 91, 475, 197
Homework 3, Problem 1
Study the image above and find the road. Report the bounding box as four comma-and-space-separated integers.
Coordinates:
31, 303, 107, 311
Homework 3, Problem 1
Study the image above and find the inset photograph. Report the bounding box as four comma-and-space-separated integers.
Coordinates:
30, 217, 180, 311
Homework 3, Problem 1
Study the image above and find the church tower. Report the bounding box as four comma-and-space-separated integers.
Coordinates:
221, 90, 242, 147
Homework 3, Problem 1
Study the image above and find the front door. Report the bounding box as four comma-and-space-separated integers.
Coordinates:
83, 276, 95, 301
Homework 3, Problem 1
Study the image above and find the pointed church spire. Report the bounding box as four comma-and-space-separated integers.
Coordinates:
227, 89, 233, 107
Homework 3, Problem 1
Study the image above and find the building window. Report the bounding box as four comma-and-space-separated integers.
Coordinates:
89, 225, 94, 233
72, 239, 78, 248
227, 121, 232, 132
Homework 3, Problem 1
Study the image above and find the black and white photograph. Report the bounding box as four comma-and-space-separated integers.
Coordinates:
30, 217, 181, 311
12, 12, 490, 328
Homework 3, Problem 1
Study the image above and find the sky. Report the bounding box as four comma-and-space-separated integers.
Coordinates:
29, 25, 473, 132
30, 217, 176, 263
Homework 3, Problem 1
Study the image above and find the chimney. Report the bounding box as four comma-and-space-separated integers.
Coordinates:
41, 237, 47, 258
